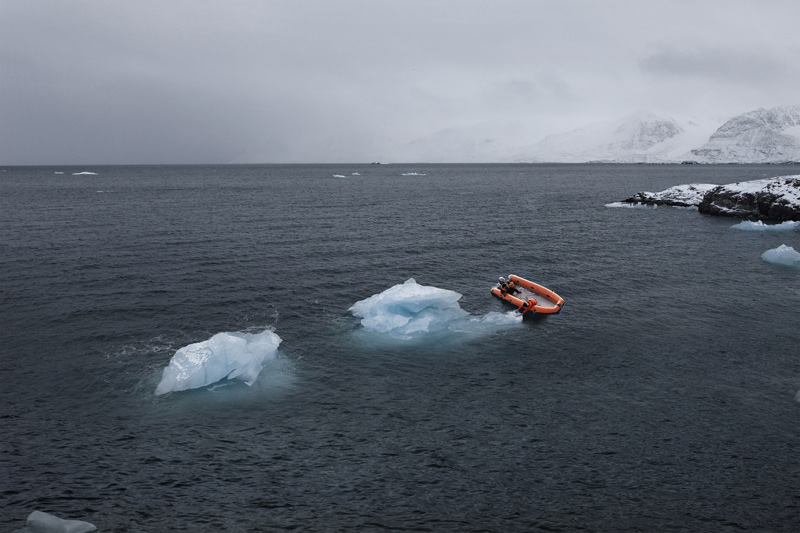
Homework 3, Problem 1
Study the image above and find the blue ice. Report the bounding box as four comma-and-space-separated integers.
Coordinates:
349, 278, 521, 340
731, 220, 800, 231
604, 202, 657, 209
155, 329, 282, 395
13, 511, 96, 533
761, 244, 800, 268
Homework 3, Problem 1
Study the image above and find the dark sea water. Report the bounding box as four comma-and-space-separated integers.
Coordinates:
1, 164, 799, 532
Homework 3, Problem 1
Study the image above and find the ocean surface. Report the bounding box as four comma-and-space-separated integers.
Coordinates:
1, 164, 799, 532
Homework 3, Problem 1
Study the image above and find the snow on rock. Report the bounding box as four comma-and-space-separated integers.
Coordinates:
155, 329, 282, 395
622, 183, 718, 207
698, 175, 800, 220
13, 511, 96, 533
619, 175, 800, 220
761, 244, 800, 267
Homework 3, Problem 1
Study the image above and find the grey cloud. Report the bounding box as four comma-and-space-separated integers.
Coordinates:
639, 46, 795, 85
3, 0, 800, 163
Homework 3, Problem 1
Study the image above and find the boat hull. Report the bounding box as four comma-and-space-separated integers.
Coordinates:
491, 274, 564, 315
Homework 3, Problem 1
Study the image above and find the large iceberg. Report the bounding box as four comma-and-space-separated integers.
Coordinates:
13, 511, 96, 533
348, 278, 520, 340
761, 244, 800, 268
155, 329, 282, 395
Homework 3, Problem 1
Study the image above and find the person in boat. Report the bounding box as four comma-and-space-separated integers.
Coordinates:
498, 277, 519, 295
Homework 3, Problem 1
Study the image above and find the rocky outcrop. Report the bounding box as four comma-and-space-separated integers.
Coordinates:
698, 176, 800, 220
623, 183, 718, 207
620, 175, 800, 221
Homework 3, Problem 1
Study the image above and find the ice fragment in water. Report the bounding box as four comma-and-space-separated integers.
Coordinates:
19, 511, 96, 533
761, 244, 800, 268
731, 220, 800, 231
155, 329, 281, 395
349, 278, 520, 340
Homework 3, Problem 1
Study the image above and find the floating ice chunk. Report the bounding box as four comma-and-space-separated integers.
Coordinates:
17, 511, 96, 533
401, 172, 426, 176
731, 220, 800, 231
333, 174, 347, 178
71, 171, 97, 175
349, 278, 466, 338
155, 329, 281, 395
605, 202, 656, 209
761, 244, 800, 268
349, 278, 521, 340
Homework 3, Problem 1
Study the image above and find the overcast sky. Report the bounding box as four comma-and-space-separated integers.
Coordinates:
2, 0, 799, 164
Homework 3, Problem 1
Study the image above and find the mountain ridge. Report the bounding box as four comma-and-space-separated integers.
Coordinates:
397, 105, 800, 164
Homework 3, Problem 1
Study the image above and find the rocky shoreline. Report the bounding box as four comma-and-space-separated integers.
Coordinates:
622, 175, 800, 221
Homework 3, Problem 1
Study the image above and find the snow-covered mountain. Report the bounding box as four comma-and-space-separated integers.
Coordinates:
508, 112, 717, 163
394, 105, 800, 164
688, 105, 800, 163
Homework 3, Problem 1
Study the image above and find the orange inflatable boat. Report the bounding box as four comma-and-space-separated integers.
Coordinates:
491, 274, 565, 316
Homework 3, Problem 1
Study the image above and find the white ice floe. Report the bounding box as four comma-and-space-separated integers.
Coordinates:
155, 329, 282, 395
401, 172, 426, 176
731, 220, 800, 231
349, 278, 520, 340
605, 202, 657, 209
761, 244, 800, 267
14, 511, 96, 533
333, 174, 347, 178
71, 171, 97, 175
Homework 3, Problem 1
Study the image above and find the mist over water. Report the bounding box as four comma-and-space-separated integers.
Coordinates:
2, 164, 799, 531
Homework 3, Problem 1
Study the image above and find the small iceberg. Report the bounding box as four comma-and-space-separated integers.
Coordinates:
333, 174, 347, 178
155, 329, 282, 395
605, 202, 657, 209
401, 172, 426, 176
761, 244, 800, 268
349, 278, 520, 341
731, 220, 800, 231
71, 171, 97, 175
13, 511, 96, 533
